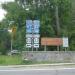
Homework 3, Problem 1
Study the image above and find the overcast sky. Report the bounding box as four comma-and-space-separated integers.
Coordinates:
0, 0, 14, 21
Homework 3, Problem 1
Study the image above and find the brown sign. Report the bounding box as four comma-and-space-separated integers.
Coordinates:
41, 38, 63, 46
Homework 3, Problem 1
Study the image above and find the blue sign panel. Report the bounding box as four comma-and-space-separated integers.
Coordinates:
33, 20, 40, 33
33, 29, 39, 33
26, 29, 32, 33
26, 20, 40, 33
26, 20, 32, 26
26, 20, 32, 33
33, 20, 40, 29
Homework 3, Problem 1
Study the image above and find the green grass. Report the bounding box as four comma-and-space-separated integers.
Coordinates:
0, 55, 62, 65
0, 55, 22, 65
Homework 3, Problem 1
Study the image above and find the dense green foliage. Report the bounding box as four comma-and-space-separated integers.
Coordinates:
0, 0, 74, 54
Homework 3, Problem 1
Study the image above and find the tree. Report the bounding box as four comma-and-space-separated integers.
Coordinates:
1, 0, 72, 51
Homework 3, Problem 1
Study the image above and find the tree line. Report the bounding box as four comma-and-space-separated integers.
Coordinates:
0, 0, 74, 54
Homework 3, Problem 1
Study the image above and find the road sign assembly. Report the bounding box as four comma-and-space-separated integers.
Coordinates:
26, 20, 40, 48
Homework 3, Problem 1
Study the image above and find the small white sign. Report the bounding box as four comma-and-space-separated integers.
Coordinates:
34, 34, 40, 38
26, 44, 31, 48
26, 38, 31, 43
34, 44, 39, 48
26, 34, 32, 38
34, 38, 39, 43
63, 37, 69, 47
26, 34, 40, 38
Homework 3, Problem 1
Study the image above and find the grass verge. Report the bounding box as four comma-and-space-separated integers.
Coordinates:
0, 55, 22, 65
0, 55, 75, 65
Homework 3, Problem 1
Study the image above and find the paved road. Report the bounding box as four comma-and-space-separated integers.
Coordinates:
0, 67, 75, 75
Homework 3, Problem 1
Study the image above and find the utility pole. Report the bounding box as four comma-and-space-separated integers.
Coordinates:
55, 5, 60, 37
8, 29, 13, 52
11, 35, 13, 52
55, 5, 60, 51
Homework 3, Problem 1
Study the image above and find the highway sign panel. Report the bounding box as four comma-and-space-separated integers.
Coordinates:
26, 20, 40, 48
26, 20, 32, 33
26, 20, 32, 26
34, 44, 39, 48
34, 38, 39, 43
33, 34, 40, 37
26, 44, 32, 48
33, 29, 39, 33
26, 34, 40, 38
33, 20, 40, 33
26, 29, 32, 33
33, 20, 40, 27
26, 20, 40, 33
26, 34, 32, 38
26, 38, 31, 43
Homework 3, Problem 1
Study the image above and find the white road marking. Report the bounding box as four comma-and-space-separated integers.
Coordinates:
0, 68, 75, 72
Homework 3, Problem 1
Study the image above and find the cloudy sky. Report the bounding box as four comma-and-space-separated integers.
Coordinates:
0, 0, 14, 21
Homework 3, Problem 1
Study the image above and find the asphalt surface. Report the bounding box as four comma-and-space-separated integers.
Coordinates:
0, 67, 75, 75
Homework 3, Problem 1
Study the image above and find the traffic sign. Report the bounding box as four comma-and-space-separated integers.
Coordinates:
26, 20, 40, 48
26, 38, 31, 43
34, 44, 39, 48
26, 28, 39, 33
26, 20, 40, 33
33, 20, 40, 27
26, 34, 40, 38
26, 20, 32, 26
26, 44, 32, 48
33, 34, 40, 38
33, 20, 40, 33
33, 29, 39, 33
26, 29, 32, 33
34, 38, 39, 43
26, 34, 32, 38
26, 20, 32, 33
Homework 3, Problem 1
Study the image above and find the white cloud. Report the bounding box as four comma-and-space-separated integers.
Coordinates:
0, 0, 14, 21
0, 0, 14, 3
0, 9, 7, 21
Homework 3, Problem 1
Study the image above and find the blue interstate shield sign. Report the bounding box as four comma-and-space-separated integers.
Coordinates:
26, 20, 40, 33
26, 20, 32, 33
33, 20, 40, 33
